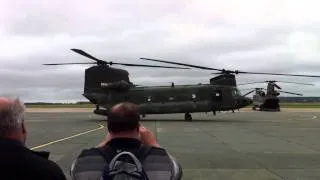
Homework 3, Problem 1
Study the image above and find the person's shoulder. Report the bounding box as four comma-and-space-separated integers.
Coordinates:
76, 147, 102, 158
144, 146, 183, 179
72, 147, 103, 167
26, 150, 66, 180
148, 146, 170, 155
146, 146, 181, 166
70, 147, 106, 178
72, 147, 105, 167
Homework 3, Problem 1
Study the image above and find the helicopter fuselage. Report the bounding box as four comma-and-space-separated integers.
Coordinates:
83, 83, 251, 115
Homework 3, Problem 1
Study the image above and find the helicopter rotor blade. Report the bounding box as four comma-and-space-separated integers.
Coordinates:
238, 82, 266, 86
71, 49, 103, 62
278, 90, 303, 96
140, 58, 221, 71
239, 80, 315, 86
243, 90, 255, 96
66, 49, 189, 69
43, 62, 96, 65
111, 62, 190, 69
235, 71, 320, 78
239, 88, 255, 91
274, 81, 314, 86
141, 58, 320, 77
273, 83, 282, 89
240, 87, 264, 91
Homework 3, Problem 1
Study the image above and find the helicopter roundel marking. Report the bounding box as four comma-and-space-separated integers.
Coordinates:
192, 94, 196, 99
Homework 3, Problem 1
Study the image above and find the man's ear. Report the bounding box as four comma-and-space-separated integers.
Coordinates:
22, 120, 27, 134
21, 120, 27, 145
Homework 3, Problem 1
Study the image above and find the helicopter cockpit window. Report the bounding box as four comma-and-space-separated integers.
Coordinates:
232, 89, 241, 96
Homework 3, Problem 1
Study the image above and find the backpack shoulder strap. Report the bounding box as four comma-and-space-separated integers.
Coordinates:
136, 144, 152, 162
97, 145, 117, 164
97, 144, 152, 163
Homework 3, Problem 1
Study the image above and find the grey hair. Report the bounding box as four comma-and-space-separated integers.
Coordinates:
0, 97, 26, 137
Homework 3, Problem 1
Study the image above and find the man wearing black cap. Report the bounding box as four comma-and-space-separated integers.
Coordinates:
70, 102, 182, 180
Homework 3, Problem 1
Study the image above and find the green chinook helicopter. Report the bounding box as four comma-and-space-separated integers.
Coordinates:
240, 81, 314, 111
43, 49, 320, 121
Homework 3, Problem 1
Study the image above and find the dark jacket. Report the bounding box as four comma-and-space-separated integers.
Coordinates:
70, 138, 182, 180
0, 138, 67, 180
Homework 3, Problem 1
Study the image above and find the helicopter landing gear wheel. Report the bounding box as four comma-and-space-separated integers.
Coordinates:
252, 106, 256, 110
184, 113, 192, 121
142, 114, 146, 118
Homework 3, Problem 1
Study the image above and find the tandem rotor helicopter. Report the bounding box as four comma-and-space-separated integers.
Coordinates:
240, 81, 314, 111
43, 49, 320, 121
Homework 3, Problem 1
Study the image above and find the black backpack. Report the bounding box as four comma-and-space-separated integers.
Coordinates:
98, 145, 151, 180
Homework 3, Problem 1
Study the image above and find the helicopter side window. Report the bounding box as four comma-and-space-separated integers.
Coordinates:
191, 93, 196, 102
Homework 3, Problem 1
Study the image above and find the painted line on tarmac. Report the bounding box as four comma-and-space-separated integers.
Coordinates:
27, 120, 49, 122
312, 115, 317, 119
31, 124, 105, 150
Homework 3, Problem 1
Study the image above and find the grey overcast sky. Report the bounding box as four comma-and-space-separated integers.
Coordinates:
1, 0, 320, 102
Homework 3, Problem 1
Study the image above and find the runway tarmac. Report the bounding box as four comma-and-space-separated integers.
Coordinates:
24, 110, 320, 180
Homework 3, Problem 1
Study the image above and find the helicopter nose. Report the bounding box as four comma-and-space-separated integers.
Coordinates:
245, 97, 253, 106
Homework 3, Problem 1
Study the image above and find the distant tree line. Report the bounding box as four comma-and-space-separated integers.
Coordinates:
24, 97, 320, 105
279, 97, 320, 103
25, 101, 91, 105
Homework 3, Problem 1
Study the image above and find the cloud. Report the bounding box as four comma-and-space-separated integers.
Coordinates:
1, 0, 320, 102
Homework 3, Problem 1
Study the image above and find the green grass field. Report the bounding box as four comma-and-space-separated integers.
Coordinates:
279, 103, 320, 108
25, 103, 320, 108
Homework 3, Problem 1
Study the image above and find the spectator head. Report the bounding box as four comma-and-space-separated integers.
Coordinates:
107, 102, 140, 138
0, 97, 27, 144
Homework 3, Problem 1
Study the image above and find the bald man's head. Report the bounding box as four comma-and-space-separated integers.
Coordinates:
0, 97, 12, 109
107, 103, 140, 133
